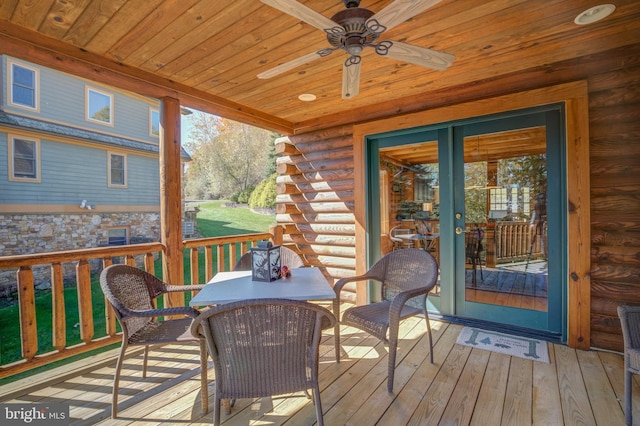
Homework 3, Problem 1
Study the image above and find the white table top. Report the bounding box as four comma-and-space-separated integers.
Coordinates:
189, 266, 335, 306
395, 233, 440, 240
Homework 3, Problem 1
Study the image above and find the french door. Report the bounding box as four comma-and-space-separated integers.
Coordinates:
369, 105, 566, 338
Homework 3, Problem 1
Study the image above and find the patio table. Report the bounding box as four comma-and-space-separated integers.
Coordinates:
395, 233, 440, 250
189, 266, 335, 306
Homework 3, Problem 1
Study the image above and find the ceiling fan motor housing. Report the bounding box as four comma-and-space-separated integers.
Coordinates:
328, 7, 379, 56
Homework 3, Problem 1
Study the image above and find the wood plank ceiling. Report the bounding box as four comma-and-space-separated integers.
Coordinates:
0, 0, 639, 135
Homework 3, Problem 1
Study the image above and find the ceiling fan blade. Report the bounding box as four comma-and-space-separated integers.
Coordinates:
384, 41, 454, 71
342, 61, 361, 99
261, 0, 337, 31
368, 0, 442, 32
258, 51, 327, 79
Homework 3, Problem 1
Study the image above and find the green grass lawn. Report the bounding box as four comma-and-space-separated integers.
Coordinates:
180, 201, 275, 283
0, 201, 274, 383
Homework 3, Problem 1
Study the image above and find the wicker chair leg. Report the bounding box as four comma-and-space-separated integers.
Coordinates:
199, 339, 208, 414
387, 337, 398, 393
312, 386, 324, 426
333, 301, 341, 362
625, 370, 632, 425
111, 342, 128, 418
142, 345, 150, 378
213, 395, 221, 426
424, 313, 434, 364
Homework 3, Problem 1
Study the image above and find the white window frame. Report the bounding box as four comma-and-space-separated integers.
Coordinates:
8, 134, 41, 183
108, 151, 127, 188
149, 108, 160, 137
8, 60, 39, 112
86, 86, 114, 126
108, 227, 129, 246
489, 187, 508, 211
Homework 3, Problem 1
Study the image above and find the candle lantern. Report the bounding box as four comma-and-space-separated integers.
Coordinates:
251, 241, 281, 282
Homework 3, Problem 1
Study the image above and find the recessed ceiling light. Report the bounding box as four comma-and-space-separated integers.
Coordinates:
574, 4, 616, 25
298, 93, 316, 102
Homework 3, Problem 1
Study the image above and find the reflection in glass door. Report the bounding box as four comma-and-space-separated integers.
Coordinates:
461, 129, 548, 313
377, 134, 442, 303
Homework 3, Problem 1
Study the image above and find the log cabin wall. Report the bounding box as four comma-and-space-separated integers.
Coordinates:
276, 42, 640, 352
588, 51, 640, 352
275, 125, 358, 301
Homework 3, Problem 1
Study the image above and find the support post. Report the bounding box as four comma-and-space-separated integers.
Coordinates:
160, 96, 184, 307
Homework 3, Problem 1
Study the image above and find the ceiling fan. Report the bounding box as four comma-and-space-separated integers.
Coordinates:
257, 0, 455, 99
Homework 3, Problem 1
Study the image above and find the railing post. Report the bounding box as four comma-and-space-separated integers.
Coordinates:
102, 258, 117, 337
51, 263, 66, 351
17, 266, 37, 360
270, 224, 284, 245
190, 248, 200, 286
76, 260, 94, 343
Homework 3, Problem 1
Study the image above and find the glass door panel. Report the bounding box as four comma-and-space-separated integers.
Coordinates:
462, 129, 548, 313
377, 137, 441, 298
369, 105, 564, 337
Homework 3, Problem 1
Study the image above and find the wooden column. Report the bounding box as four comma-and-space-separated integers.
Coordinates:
160, 96, 184, 306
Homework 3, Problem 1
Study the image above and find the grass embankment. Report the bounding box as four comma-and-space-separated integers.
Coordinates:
0, 201, 274, 383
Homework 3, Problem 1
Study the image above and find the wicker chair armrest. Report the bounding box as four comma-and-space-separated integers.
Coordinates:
164, 284, 206, 293
122, 306, 200, 320
388, 286, 430, 316
333, 272, 381, 297
319, 309, 337, 330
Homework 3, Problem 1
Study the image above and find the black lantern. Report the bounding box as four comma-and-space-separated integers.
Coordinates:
251, 241, 281, 282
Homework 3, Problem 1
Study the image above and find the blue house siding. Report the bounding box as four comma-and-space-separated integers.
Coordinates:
0, 137, 160, 206
2, 56, 161, 145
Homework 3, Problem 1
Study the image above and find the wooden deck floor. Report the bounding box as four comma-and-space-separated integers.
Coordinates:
0, 303, 632, 425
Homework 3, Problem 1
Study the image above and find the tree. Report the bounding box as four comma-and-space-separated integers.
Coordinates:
184, 113, 274, 199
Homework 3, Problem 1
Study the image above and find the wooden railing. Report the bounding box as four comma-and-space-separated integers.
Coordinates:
0, 229, 282, 379
480, 221, 546, 267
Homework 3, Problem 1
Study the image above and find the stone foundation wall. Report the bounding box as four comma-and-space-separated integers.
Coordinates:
0, 212, 161, 297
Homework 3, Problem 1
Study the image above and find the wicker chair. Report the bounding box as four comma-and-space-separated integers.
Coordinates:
233, 245, 305, 270
617, 305, 640, 425
191, 298, 335, 426
99, 264, 208, 418
465, 227, 484, 286
333, 248, 439, 392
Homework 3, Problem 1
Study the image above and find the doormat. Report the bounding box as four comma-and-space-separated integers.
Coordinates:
456, 327, 549, 363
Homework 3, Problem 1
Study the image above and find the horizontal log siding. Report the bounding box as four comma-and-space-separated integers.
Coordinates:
588, 55, 640, 352
275, 127, 357, 300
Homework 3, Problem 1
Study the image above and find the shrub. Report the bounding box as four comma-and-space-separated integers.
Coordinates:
249, 174, 277, 208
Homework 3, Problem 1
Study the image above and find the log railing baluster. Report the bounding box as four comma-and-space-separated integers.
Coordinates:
51, 263, 66, 351
17, 266, 37, 360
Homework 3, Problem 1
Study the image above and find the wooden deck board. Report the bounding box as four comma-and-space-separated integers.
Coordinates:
0, 303, 628, 425
532, 343, 563, 425
469, 351, 510, 426
502, 356, 533, 425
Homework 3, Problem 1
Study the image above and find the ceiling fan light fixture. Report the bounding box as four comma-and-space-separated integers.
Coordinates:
574, 4, 616, 25
345, 37, 364, 56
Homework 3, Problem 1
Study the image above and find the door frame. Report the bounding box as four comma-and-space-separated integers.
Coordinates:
353, 81, 591, 349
